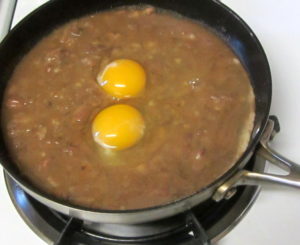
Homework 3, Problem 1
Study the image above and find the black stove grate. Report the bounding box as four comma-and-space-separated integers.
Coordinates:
53, 213, 209, 245
25, 182, 248, 245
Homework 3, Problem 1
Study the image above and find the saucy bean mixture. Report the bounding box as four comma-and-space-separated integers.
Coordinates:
2, 7, 255, 210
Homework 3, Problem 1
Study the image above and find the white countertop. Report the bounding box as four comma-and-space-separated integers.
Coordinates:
0, 0, 300, 244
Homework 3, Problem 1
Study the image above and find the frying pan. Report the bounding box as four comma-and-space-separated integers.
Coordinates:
0, 0, 300, 224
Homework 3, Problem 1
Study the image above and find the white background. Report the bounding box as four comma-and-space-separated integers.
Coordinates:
0, 0, 300, 244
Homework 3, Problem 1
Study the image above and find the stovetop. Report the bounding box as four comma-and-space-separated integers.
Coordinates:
1, 0, 300, 245
4, 155, 262, 245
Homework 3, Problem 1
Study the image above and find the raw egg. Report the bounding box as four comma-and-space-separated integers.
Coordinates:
97, 59, 146, 99
92, 104, 145, 150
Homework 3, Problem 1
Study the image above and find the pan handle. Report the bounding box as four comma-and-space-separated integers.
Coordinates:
213, 117, 300, 202
0, 0, 17, 42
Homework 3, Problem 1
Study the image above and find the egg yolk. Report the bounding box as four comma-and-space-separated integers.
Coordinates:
97, 59, 146, 99
92, 104, 145, 150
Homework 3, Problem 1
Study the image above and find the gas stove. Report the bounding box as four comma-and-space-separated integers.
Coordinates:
3, 156, 263, 245
1, 0, 300, 245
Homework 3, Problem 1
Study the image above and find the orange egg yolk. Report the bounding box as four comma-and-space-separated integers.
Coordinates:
92, 104, 145, 150
97, 59, 146, 99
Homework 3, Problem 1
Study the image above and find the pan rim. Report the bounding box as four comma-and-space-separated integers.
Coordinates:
0, 0, 271, 222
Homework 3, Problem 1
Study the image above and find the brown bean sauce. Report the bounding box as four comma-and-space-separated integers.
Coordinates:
2, 7, 255, 210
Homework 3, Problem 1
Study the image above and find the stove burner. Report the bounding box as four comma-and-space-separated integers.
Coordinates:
4, 154, 265, 245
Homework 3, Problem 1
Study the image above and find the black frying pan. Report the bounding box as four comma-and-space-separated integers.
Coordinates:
0, 0, 299, 225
